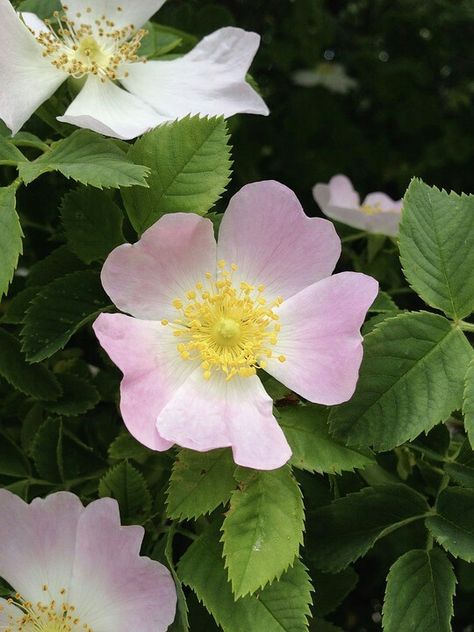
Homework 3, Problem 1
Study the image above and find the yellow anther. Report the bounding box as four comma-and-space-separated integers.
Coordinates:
161, 319, 169, 326
278, 355, 286, 363
161, 260, 284, 381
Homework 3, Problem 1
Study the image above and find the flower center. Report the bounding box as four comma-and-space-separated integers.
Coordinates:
31, 5, 147, 81
0, 585, 92, 632
162, 260, 286, 381
359, 202, 383, 216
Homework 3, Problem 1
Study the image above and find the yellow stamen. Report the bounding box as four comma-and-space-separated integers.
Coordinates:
162, 262, 285, 381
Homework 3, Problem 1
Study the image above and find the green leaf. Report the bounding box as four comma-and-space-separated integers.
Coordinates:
0, 136, 27, 166
122, 115, 232, 233
98, 461, 152, 523
222, 466, 304, 598
43, 374, 99, 416
308, 484, 429, 572
0, 432, 30, 478
369, 291, 398, 313
108, 433, 153, 463
166, 448, 236, 520
426, 487, 474, 561
0, 185, 22, 299
165, 528, 190, 632
179, 524, 313, 632
311, 567, 358, 617
444, 439, 474, 487
21, 270, 111, 362
31, 417, 64, 482
18, 130, 150, 189
329, 312, 473, 451
0, 328, 61, 400
382, 549, 455, 632
463, 357, 474, 449
60, 188, 124, 263
399, 178, 474, 319
278, 405, 374, 474
1, 286, 39, 325
26, 246, 85, 287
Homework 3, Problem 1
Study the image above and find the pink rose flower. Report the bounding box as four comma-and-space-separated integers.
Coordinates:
94, 181, 378, 470
0, 490, 176, 631
313, 174, 403, 237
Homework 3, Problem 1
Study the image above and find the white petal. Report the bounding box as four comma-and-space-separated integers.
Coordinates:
57, 75, 165, 139
19, 11, 49, 36
0, 598, 24, 628
0, 0, 65, 134
63, 0, 166, 31
121, 27, 269, 120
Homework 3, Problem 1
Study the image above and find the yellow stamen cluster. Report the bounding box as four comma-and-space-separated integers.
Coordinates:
162, 261, 286, 381
31, 5, 147, 81
359, 202, 383, 216
0, 584, 92, 632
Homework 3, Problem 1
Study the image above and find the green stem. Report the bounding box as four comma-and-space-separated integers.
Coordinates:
341, 231, 367, 244
457, 320, 474, 332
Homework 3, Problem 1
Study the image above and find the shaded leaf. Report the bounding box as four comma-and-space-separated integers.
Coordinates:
98, 461, 152, 523
0, 185, 22, 299
426, 487, 474, 562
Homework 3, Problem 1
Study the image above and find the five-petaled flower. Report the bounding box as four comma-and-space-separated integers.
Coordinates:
313, 174, 403, 237
0, 0, 269, 139
94, 181, 378, 470
0, 490, 177, 631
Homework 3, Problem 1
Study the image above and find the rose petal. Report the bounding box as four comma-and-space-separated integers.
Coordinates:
69, 498, 176, 631
93, 313, 197, 450
156, 371, 292, 470
266, 271, 378, 404
0, 490, 83, 604
57, 75, 164, 140
217, 180, 341, 300
0, 0, 65, 134
100, 213, 217, 321
63, 0, 166, 32
121, 27, 269, 119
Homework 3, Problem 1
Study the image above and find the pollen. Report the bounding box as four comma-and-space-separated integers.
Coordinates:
162, 262, 285, 381
29, 5, 147, 82
359, 202, 383, 216
2, 586, 93, 631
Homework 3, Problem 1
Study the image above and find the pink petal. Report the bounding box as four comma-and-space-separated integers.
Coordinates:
217, 181, 341, 301
363, 192, 402, 213
93, 313, 196, 451
156, 371, 292, 470
266, 272, 378, 404
0, 490, 83, 604
328, 174, 360, 208
101, 213, 217, 321
69, 498, 176, 631
121, 27, 269, 120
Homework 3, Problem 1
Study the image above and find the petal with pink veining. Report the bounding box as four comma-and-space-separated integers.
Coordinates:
156, 371, 292, 470
0, 490, 83, 604
93, 313, 197, 450
69, 498, 176, 631
266, 271, 378, 405
217, 180, 341, 301
101, 214, 217, 321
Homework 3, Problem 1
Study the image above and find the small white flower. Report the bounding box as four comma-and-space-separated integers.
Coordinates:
313, 174, 402, 237
292, 62, 358, 94
0, 0, 269, 139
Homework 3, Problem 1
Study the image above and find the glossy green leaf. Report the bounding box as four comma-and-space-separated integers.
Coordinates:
399, 178, 474, 319
278, 405, 374, 474
21, 270, 111, 362
308, 484, 429, 571
18, 130, 150, 189
426, 487, 474, 561
122, 115, 231, 233
222, 466, 304, 597
166, 448, 236, 520
0, 185, 22, 299
382, 549, 455, 632
61, 188, 124, 263
329, 312, 473, 451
